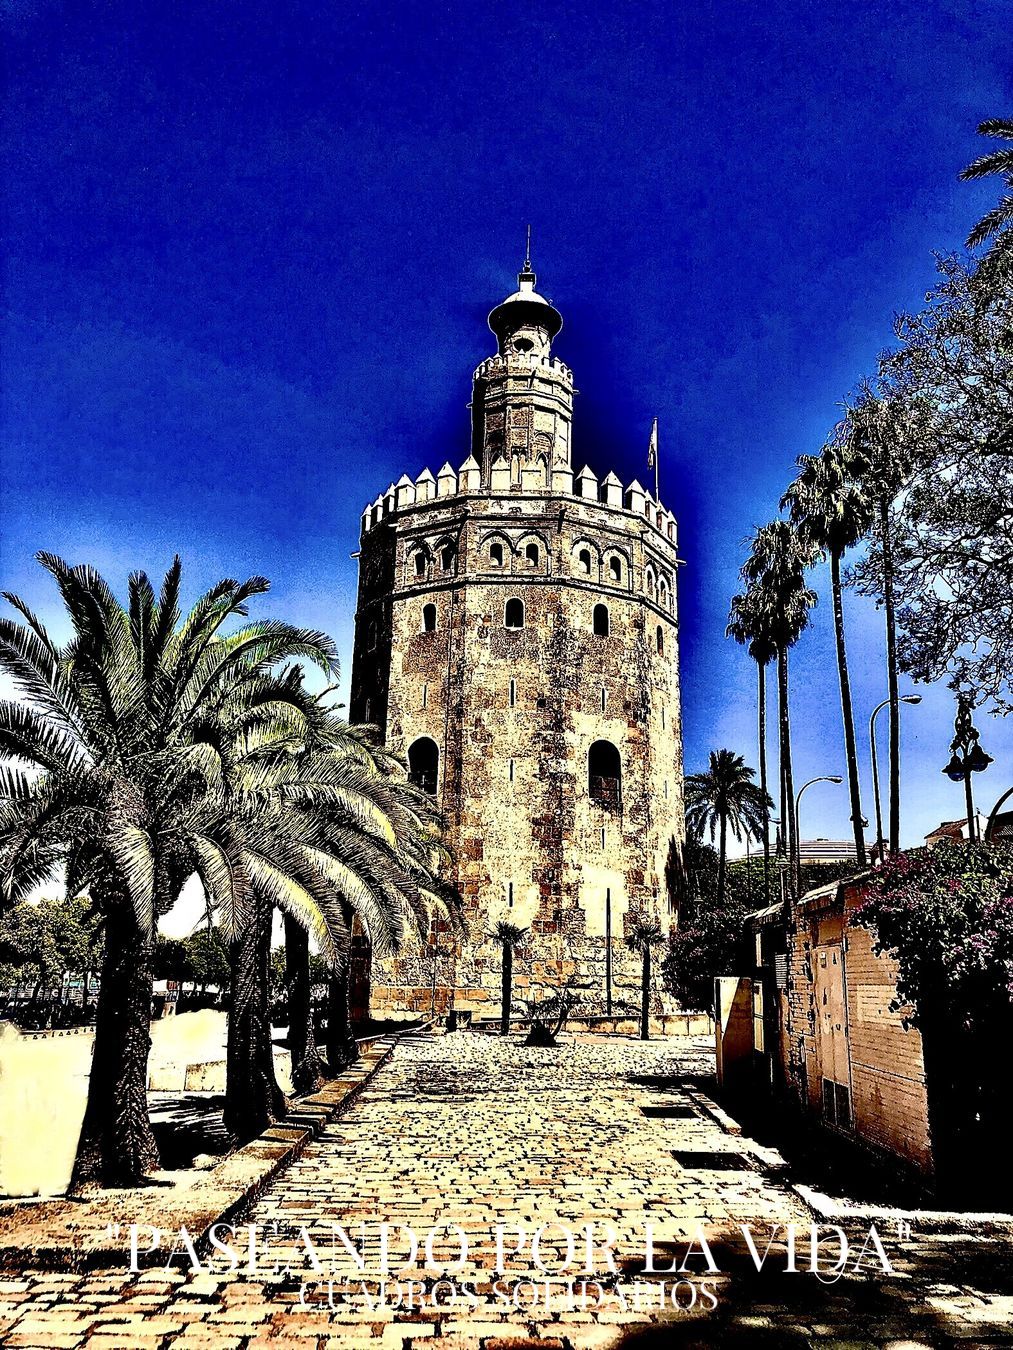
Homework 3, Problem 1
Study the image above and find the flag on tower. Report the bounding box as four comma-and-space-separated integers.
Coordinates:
647, 417, 659, 497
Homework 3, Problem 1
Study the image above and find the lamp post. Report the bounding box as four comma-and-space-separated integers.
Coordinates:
870, 694, 921, 862
794, 776, 843, 899
942, 693, 992, 842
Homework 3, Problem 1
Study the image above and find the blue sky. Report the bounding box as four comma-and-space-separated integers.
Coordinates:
2, 0, 1011, 852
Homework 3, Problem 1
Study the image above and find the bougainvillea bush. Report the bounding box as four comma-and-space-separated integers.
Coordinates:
854, 843, 1013, 1028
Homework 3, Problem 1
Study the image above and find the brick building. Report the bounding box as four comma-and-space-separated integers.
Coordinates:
719, 877, 933, 1181
349, 255, 685, 1016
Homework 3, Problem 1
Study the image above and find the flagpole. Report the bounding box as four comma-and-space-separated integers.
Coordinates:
654, 426, 659, 501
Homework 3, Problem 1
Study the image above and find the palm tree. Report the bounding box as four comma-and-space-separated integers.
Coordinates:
727, 588, 777, 900
740, 522, 817, 895
846, 393, 919, 854
0, 555, 339, 1186
494, 919, 526, 1035
211, 722, 455, 1133
626, 913, 664, 1040
684, 751, 773, 907
960, 118, 1013, 289
283, 912, 325, 1094
781, 439, 872, 868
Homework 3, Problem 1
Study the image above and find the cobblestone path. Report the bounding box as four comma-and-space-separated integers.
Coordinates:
3, 1030, 1013, 1348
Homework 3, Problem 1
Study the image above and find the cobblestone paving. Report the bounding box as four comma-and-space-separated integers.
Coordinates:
3, 1030, 1013, 1348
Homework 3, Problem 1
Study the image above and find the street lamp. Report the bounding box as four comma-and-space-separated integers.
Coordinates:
942, 693, 992, 842
794, 776, 843, 899
870, 694, 922, 862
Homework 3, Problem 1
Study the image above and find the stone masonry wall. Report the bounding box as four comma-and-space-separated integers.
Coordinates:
349, 463, 684, 1019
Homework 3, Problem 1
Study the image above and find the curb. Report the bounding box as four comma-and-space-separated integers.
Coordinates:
0, 1023, 428, 1274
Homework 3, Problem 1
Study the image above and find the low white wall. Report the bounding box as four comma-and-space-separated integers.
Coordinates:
0, 1022, 92, 1198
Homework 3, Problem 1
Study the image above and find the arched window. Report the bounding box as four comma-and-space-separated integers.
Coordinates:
367, 619, 377, 650
659, 578, 669, 610
525, 542, 540, 567
504, 597, 524, 629
440, 545, 454, 572
656, 625, 664, 655
593, 604, 610, 637
489, 541, 504, 568
608, 556, 622, 584
408, 737, 439, 795
578, 548, 592, 576
413, 552, 427, 578
589, 740, 622, 809
422, 604, 437, 633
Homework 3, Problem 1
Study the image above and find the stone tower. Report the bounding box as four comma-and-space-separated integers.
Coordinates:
349, 256, 684, 1019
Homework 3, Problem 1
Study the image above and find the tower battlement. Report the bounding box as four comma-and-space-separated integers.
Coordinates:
361, 459, 678, 549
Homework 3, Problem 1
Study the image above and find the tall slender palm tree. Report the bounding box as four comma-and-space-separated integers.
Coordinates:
847, 393, 919, 854
782, 439, 872, 867
626, 913, 664, 1041
740, 522, 817, 896
494, 919, 526, 1036
960, 118, 1013, 289
684, 750, 772, 907
0, 555, 339, 1185
727, 588, 777, 900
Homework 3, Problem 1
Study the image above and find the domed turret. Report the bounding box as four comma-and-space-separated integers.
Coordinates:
488, 256, 563, 354
472, 242, 573, 483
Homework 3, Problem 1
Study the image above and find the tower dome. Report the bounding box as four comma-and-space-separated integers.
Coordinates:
487, 256, 563, 347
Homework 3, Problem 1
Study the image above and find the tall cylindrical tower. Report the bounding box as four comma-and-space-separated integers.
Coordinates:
350, 259, 684, 1019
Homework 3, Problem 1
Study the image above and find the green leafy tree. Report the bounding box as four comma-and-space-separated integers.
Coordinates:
855, 843, 1013, 1203
960, 118, 1013, 291
782, 438, 873, 867
0, 895, 102, 1006
684, 750, 773, 908
852, 258, 1013, 712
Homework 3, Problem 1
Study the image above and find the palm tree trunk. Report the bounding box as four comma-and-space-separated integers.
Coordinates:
225, 895, 285, 1141
717, 809, 728, 907
830, 551, 867, 867
778, 648, 797, 900
71, 899, 159, 1189
500, 941, 513, 1035
283, 914, 325, 1095
326, 961, 359, 1072
881, 496, 902, 854
640, 944, 651, 1041
758, 660, 770, 901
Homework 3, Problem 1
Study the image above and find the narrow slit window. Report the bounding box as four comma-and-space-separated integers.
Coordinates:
600, 686, 607, 713
656, 625, 664, 655
509, 678, 516, 707
509, 758, 515, 782
508, 882, 514, 908
422, 683, 428, 710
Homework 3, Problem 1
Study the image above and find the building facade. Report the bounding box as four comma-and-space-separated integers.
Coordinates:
349, 257, 684, 1017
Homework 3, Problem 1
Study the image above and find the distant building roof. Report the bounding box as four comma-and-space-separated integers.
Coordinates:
797, 838, 860, 862
924, 812, 993, 845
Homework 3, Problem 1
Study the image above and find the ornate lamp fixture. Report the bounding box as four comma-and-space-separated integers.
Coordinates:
942, 693, 993, 841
